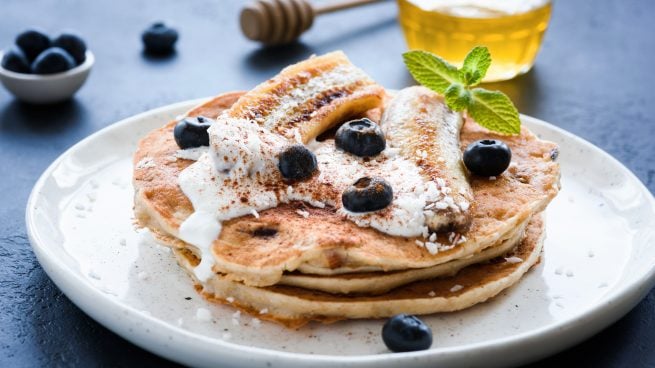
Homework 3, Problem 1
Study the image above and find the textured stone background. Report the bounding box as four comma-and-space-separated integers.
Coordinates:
1, 0, 654, 366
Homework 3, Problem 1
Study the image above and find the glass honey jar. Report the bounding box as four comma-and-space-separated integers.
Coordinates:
397, 0, 552, 82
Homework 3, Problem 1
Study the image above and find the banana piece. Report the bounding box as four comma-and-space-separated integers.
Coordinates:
207, 51, 385, 181
381, 86, 473, 232
223, 51, 385, 143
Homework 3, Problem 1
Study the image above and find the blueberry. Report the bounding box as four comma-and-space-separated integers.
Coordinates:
278, 144, 317, 181
174, 116, 214, 149
463, 139, 512, 177
1, 47, 30, 73
52, 33, 87, 65
142, 22, 178, 55
342, 176, 393, 213
16, 29, 51, 61
382, 314, 433, 352
31, 47, 76, 74
335, 118, 386, 157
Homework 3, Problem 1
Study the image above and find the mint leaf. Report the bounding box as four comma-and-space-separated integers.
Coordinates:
403, 50, 461, 94
402, 46, 522, 135
468, 89, 521, 135
459, 46, 491, 86
444, 83, 470, 112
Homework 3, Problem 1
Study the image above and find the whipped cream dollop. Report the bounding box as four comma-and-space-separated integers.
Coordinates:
177, 114, 462, 281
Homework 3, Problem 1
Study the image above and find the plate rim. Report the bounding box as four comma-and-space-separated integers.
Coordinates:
25, 98, 655, 367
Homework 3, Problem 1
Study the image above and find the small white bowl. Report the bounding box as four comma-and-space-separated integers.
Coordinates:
0, 50, 94, 104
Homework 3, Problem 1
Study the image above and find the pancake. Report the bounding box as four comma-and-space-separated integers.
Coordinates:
277, 218, 528, 295
133, 92, 560, 286
150, 214, 527, 295
173, 215, 546, 328
132, 51, 559, 329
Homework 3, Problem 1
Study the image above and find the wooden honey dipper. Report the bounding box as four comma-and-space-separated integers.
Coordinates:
240, 0, 386, 45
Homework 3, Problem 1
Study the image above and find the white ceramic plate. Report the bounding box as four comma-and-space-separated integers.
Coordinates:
27, 99, 655, 368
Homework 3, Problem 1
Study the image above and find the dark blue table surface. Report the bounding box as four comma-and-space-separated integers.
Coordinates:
1, 0, 654, 367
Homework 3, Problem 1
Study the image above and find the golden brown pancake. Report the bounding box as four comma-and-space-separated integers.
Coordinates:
276, 218, 528, 295
132, 51, 560, 328
173, 215, 545, 328
133, 92, 560, 286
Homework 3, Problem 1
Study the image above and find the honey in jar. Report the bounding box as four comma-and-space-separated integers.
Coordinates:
397, 0, 552, 82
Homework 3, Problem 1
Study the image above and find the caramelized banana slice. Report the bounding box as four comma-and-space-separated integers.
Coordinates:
381, 86, 473, 232
223, 51, 384, 143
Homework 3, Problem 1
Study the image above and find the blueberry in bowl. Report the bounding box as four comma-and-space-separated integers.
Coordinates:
335, 118, 386, 157
0, 28, 93, 104
142, 22, 179, 55
174, 116, 214, 149
31, 47, 77, 74
463, 139, 512, 177
1, 47, 30, 73
15, 29, 51, 61
342, 176, 393, 212
52, 33, 87, 65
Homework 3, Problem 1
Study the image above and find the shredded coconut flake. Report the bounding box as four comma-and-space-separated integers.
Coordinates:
136, 157, 156, 169
175, 147, 209, 161
250, 209, 260, 219
450, 284, 463, 292
231, 310, 241, 326
251, 318, 261, 328
195, 308, 212, 322
226, 297, 235, 303
505, 256, 523, 264
439, 243, 456, 252
433, 201, 448, 210
259, 308, 269, 315
295, 209, 310, 218
425, 242, 439, 255
428, 291, 436, 297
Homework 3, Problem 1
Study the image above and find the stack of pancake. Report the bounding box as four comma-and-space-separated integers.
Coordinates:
133, 52, 560, 328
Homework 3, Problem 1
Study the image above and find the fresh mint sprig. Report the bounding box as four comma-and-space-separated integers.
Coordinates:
403, 47, 521, 135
